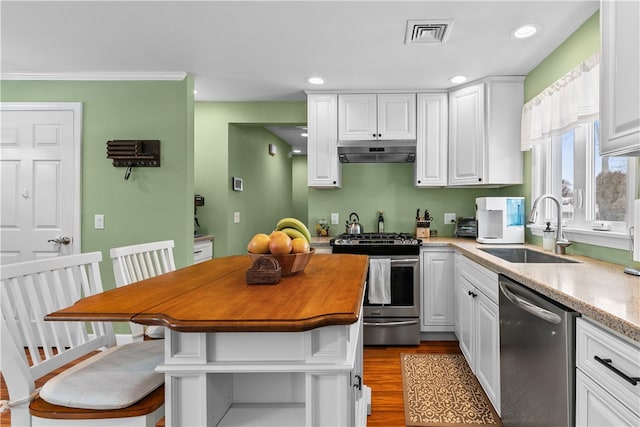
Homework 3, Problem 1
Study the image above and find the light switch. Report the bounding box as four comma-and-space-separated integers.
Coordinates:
94, 214, 104, 229
331, 213, 339, 225
234, 212, 240, 223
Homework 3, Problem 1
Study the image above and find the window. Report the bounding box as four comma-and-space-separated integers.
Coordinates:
530, 119, 635, 249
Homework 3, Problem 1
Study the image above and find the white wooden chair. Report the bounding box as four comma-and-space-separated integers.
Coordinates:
110, 240, 176, 340
0, 252, 164, 426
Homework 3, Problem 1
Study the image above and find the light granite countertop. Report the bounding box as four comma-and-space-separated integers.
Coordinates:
194, 234, 214, 243
422, 237, 640, 343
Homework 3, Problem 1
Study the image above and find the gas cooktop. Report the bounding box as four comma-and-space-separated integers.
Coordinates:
331, 232, 422, 255
331, 232, 420, 245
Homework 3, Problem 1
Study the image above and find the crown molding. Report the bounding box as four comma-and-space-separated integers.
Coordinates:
1, 72, 188, 81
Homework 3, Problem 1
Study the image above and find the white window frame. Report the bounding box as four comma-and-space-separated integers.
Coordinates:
529, 120, 636, 251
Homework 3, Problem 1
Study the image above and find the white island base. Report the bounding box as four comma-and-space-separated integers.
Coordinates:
158, 316, 368, 427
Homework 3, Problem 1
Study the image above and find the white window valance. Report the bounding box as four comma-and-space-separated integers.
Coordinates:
521, 53, 600, 151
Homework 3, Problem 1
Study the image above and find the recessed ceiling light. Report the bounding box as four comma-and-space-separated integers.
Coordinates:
293, 149, 302, 154
301, 133, 308, 137
512, 24, 538, 39
307, 77, 324, 85
193, 90, 198, 95
449, 75, 467, 84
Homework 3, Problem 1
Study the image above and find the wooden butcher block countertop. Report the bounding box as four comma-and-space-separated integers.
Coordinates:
46, 254, 368, 333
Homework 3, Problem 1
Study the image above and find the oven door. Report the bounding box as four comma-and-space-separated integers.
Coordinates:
363, 256, 419, 318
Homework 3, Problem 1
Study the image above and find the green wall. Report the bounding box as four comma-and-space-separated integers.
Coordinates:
309, 164, 503, 236
194, 102, 306, 257
227, 125, 295, 255
291, 156, 309, 222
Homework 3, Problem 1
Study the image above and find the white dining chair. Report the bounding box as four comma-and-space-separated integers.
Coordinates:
0, 252, 164, 426
110, 240, 176, 340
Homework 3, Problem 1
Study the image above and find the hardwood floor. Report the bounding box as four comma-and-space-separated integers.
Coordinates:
364, 340, 462, 427
1, 341, 460, 427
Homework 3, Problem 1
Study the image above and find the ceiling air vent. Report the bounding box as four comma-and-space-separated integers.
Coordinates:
405, 19, 453, 45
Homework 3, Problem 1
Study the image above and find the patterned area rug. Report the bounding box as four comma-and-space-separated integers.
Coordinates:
401, 353, 502, 426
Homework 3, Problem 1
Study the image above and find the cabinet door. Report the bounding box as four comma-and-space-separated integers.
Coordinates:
449, 83, 485, 185
193, 240, 213, 264
421, 250, 454, 331
338, 94, 377, 140
576, 370, 640, 427
415, 93, 448, 187
475, 292, 500, 415
455, 276, 475, 367
308, 94, 341, 187
600, 0, 640, 156
377, 93, 416, 140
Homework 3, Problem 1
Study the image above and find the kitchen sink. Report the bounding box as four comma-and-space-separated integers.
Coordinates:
479, 248, 579, 264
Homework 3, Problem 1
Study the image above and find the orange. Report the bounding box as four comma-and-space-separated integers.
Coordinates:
269, 231, 292, 255
291, 237, 310, 254
247, 233, 271, 254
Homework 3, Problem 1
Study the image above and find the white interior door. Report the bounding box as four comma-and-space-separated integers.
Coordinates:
1, 103, 82, 264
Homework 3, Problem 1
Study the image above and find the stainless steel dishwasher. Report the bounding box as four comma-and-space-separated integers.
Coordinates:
499, 275, 579, 427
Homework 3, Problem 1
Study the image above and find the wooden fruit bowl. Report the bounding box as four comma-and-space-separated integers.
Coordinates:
248, 248, 315, 276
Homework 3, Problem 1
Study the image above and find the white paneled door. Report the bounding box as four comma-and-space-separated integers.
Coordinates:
1, 103, 82, 264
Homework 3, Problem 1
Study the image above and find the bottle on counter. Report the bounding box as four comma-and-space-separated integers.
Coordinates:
543, 222, 555, 251
378, 211, 384, 233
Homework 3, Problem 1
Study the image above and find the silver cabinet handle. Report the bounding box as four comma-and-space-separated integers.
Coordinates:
363, 320, 419, 327
499, 281, 562, 324
389, 259, 418, 264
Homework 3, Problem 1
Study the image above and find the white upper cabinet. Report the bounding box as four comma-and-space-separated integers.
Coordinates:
339, 93, 416, 141
600, 0, 640, 156
307, 94, 341, 187
415, 93, 448, 187
448, 77, 524, 186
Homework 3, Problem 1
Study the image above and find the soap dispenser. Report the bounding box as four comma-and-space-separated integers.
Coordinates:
378, 211, 384, 233
542, 222, 555, 251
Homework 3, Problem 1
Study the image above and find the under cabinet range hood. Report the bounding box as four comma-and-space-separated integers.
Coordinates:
337, 142, 416, 163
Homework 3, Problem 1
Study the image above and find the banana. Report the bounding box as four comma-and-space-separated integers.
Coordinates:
276, 217, 312, 243
280, 227, 307, 241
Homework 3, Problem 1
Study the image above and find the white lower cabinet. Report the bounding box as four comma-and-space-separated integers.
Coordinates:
194, 239, 213, 264
420, 248, 455, 332
575, 317, 640, 427
454, 255, 500, 415
576, 370, 640, 427
160, 317, 367, 427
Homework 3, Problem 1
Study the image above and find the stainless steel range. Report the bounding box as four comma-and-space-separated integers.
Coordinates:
331, 232, 421, 345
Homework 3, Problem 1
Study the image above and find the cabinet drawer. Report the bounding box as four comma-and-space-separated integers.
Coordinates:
576, 318, 640, 416
461, 256, 498, 303
194, 240, 213, 264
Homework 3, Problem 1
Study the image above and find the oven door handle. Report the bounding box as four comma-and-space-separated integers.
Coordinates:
363, 320, 419, 327
389, 259, 419, 264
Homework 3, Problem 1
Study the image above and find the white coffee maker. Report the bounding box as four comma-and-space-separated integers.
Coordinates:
475, 197, 525, 244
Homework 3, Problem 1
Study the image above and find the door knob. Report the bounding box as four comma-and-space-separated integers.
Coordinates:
48, 237, 71, 245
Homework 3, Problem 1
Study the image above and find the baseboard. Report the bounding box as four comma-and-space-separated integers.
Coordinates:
420, 332, 457, 341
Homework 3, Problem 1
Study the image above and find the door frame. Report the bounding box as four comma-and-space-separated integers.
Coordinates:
1, 102, 83, 255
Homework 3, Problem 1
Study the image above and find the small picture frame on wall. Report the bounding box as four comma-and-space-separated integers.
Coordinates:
232, 176, 243, 191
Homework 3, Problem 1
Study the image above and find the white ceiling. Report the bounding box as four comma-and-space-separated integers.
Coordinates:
1, 0, 600, 152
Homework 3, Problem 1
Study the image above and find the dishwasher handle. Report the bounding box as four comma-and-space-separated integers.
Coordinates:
499, 280, 562, 324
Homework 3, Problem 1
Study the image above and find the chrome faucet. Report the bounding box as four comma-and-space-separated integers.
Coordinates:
528, 194, 572, 254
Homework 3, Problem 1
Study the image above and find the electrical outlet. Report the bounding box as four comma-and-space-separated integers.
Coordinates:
233, 212, 240, 223
331, 213, 339, 225
94, 214, 104, 229
444, 213, 456, 224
